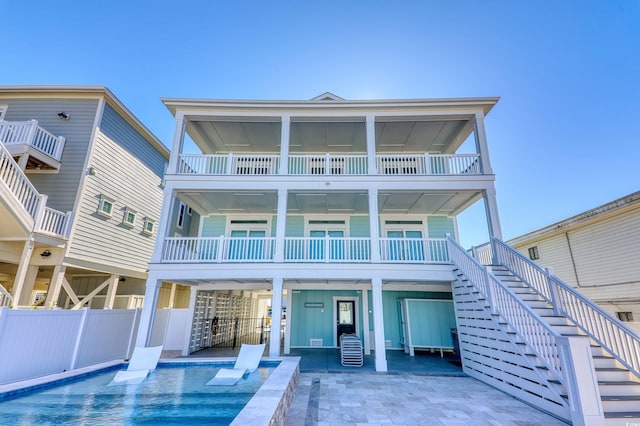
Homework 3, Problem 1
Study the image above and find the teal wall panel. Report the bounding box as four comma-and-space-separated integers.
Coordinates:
349, 216, 370, 237
285, 215, 304, 237
201, 216, 227, 237
427, 216, 455, 238
291, 290, 363, 347
406, 299, 457, 349
379, 291, 452, 349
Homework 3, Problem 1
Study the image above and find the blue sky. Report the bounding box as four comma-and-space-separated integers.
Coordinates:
2, 1, 638, 247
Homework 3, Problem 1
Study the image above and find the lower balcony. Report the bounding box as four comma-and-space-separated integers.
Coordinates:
160, 236, 449, 264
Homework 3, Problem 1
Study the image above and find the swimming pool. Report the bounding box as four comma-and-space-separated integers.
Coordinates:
0, 362, 278, 425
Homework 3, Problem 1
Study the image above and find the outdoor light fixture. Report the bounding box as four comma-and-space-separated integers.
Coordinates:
119, 277, 126, 282
57, 112, 70, 120
40, 250, 52, 257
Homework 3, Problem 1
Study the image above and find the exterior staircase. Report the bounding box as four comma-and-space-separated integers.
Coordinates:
0, 139, 71, 239
447, 236, 640, 426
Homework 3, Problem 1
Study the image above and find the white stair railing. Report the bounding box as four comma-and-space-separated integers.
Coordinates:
0, 142, 70, 238
0, 284, 12, 307
447, 236, 604, 424
492, 237, 640, 378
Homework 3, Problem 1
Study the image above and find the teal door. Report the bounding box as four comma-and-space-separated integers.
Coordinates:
229, 230, 266, 260
309, 230, 344, 260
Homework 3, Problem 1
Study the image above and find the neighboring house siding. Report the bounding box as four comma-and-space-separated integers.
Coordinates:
100, 103, 166, 178
514, 208, 640, 289
67, 130, 163, 272
2, 98, 99, 211
563, 209, 640, 287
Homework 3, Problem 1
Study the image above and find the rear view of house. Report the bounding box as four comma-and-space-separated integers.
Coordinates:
137, 92, 640, 425
0, 86, 184, 310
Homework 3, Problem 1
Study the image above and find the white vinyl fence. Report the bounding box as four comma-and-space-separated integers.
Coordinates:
0, 307, 140, 385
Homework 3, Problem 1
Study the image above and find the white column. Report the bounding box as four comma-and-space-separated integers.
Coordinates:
11, 240, 34, 306
168, 283, 177, 308
484, 189, 503, 241
136, 276, 162, 347
45, 265, 66, 308
284, 285, 293, 354
274, 188, 288, 262
269, 277, 284, 357
167, 114, 186, 174
150, 188, 176, 263
104, 274, 119, 309
360, 285, 371, 355
366, 114, 377, 175
368, 188, 381, 262
279, 115, 291, 175
182, 286, 198, 356
474, 112, 493, 175
371, 278, 387, 371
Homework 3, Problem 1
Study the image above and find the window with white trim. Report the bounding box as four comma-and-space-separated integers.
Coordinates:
0, 105, 7, 121
177, 202, 186, 229
97, 195, 115, 217
143, 217, 155, 235
122, 207, 137, 228
528, 246, 540, 260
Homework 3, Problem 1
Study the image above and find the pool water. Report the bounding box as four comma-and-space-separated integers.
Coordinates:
0, 363, 276, 425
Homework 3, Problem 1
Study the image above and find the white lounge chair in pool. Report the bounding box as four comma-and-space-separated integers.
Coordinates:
206, 343, 265, 386
108, 345, 163, 386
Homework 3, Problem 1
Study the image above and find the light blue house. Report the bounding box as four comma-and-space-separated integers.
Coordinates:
137, 92, 640, 425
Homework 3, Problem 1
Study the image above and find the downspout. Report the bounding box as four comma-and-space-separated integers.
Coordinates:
565, 232, 581, 287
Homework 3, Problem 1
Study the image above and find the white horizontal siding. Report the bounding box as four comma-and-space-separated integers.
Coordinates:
2, 98, 99, 211
67, 130, 164, 272
567, 209, 640, 287
516, 234, 578, 287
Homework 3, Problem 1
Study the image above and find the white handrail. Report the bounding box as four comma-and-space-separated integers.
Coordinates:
162, 237, 276, 262
492, 238, 640, 378
288, 154, 368, 175
0, 142, 41, 217
177, 154, 280, 175
283, 237, 371, 262
379, 238, 449, 263
0, 284, 12, 307
0, 120, 65, 161
376, 153, 480, 175
36, 208, 71, 237
447, 236, 566, 379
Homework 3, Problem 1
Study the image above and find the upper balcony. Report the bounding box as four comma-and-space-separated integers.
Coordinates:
164, 95, 497, 181
176, 152, 481, 176
0, 120, 66, 171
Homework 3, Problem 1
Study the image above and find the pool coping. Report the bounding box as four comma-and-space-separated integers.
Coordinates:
0, 356, 301, 426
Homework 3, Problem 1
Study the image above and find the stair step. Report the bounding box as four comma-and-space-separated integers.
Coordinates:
604, 411, 640, 420
601, 395, 640, 412
596, 368, 636, 382
599, 381, 640, 396
593, 356, 622, 369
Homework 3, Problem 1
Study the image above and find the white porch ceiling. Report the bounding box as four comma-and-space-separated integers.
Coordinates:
186, 118, 473, 155
179, 190, 482, 216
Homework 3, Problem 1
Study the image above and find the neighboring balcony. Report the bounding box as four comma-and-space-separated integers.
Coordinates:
176, 153, 481, 176
160, 236, 449, 264
0, 120, 66, 171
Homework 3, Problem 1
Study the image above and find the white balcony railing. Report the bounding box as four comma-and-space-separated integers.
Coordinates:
288, 154, 368, 175
376, 153, 480, 175
36, 208, 72, 237
162, 236, 276, 263
283, 237, 371, 262
379, 238, 449, 263
177, 154, 280, 175
0, 120, 66, 162
160, 236, 451, 264
175, 152, 481, 176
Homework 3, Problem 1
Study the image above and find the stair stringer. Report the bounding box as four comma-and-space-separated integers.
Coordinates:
452, 276, 572, 422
